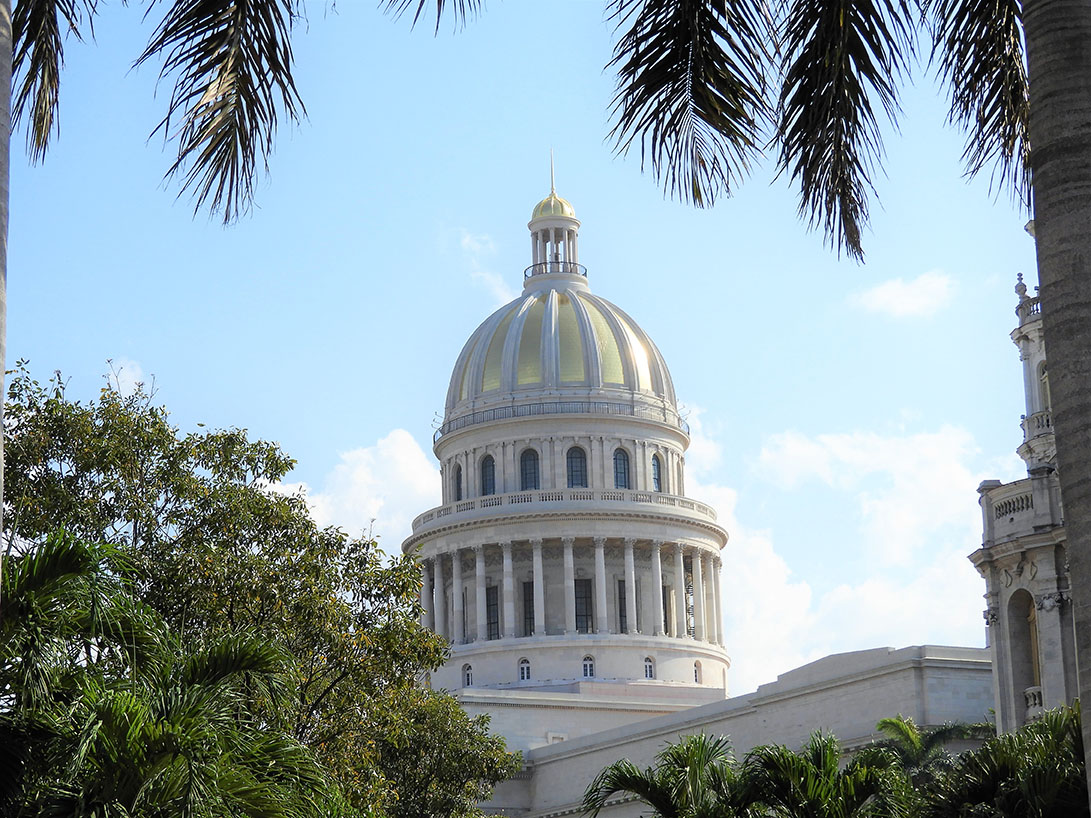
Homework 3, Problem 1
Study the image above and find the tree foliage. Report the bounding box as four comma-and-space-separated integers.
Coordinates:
2, 363, 518, 815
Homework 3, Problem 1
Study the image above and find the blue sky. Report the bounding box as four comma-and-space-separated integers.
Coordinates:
13, 2, 1036, 693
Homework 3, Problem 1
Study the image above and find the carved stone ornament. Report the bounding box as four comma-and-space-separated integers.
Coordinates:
983, 607, 999, 626
1035, 591, 1069, 612
1003, 569, 1014, 587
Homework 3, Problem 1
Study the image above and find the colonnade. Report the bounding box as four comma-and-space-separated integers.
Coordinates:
419, 538, 724, 646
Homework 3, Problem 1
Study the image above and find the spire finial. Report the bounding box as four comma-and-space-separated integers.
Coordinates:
550, 149, 556, 194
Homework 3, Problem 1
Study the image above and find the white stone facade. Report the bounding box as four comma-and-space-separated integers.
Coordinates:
969, 275, 1077, 731
402, 187, 997, 816
402, 187, 731, 749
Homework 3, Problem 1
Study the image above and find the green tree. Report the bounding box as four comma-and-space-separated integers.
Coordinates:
926, 703, 1088, 818
2, 364, 517, 814
868, 715, 993, 787
741, 731, 910, 818
1, 533, 329, 818
370, 687, 521, 818
583, 732, 745, 817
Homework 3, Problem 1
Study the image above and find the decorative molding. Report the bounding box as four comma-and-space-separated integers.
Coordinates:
983, 607, 999, 626
1035, 591, 1068, 612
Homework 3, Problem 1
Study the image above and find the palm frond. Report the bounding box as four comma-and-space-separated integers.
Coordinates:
583, 758, 680, 817
381, 0, 483, 33
607, 0, 773, 208
11, 0, 98, 161
928, 0, 1030, 203
777, 0, 916, 259
136, 0, 306, 223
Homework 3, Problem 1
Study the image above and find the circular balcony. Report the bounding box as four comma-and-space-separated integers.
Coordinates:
435, 399, 690, 443
409, 487, 719, 536
524, 261, 587, 279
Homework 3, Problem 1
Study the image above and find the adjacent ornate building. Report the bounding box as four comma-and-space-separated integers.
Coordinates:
970, 274, 1078, 731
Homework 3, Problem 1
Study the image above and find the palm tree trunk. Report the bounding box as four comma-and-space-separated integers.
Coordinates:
1022, 0, 1091, 808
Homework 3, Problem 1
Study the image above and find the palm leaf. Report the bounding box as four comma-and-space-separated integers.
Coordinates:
928, 0, 1030, 202
11, 0, 98, 161
777, 0, 916, 259
136, 0, 306, 223
607, 0, 773, 208
381, 0, 483, 33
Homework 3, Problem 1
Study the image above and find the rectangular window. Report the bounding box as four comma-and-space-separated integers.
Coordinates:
575, 578, 593, 633
486, 585, 500, 640
617, 579, 627, 633
523, 581, 535, 636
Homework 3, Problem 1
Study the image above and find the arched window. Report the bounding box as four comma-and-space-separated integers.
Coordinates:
520, 449, 540, 491
480, 455, 496, 496
1039, 362, 1052, 412
463, 664, 473, 686
582, 655, 595, 678
519, 657, 531, 681
644, 657, 655, 679
454, 465, 463, 502
567, 446, 588, 488
613, 448, 631, 489
651, 454, 663, 493
694, 661, 702, 684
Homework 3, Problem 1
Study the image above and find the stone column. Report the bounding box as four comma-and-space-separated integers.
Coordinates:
563, 537, 576, 634
624, 538, 638, 633
502, 541, 516, 639
532, 538, 545, 635
434, 554, 447, 641
594, 537, 609, 634
713, 556, 724, 646
451, 549, 464, 644
674, 543, 686, 637
475, 546, 487, 641
421, 559, 434, 631
651, 541, 664, 636
692, 548, 707, 641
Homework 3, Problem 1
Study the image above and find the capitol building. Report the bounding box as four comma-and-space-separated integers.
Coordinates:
402, 187, 1075, 817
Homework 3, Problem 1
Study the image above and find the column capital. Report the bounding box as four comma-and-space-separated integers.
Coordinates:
530, 537, 543, 548
651, 539, 663, 549
623, 536, 637, 548
499, 540, 513, 550
593, 536, 607, 548
561, 536, 575, 547
471, 543, 485, 554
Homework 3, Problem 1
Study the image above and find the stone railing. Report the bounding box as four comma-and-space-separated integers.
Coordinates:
1017, 295, 1041, 324
1021, 409, 1052, 439
435, 399, 690, 442
994, 492, 1033, 519
412, 488, 717, 532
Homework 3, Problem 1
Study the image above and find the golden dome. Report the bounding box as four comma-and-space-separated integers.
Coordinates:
531, 191, 576, 220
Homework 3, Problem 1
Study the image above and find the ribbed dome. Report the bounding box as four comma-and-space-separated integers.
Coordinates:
532, 192, 576, 220
445, 281, 677, 414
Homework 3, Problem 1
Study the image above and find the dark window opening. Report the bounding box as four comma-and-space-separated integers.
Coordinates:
567, 447, 588, 488
480, 455, 496, 496
520, 449, 540, 490
652, 455, 662, 492
618, 579, 627, 633
575, 578, 593, 633
614, 448, 631, 489
523, 581, 535, 636
486, 585, 500, 640
454, 465, 463, 501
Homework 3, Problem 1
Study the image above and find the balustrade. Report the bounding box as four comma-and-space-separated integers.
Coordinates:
412, 487, 718, 531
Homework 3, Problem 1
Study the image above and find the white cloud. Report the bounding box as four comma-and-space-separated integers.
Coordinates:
460, 229, 516, 306
684, 416, 1004, 694
756, 426, 983, 564
108, 357, 146, 397
283, 429, 439, 552
849, 270, 954, 317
